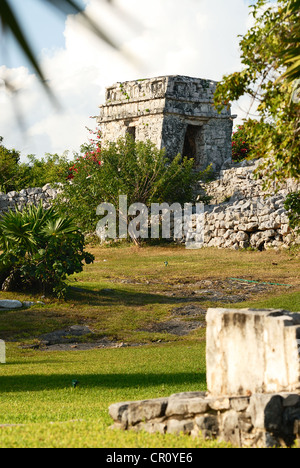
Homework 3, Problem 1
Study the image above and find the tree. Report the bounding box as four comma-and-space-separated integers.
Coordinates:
56, 131, 200, 239
15, 153, 70, 190
0, 136, 20, 193
214, 0, 300, 189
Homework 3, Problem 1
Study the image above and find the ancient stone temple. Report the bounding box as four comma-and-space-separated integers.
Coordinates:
97, 75, 234, 172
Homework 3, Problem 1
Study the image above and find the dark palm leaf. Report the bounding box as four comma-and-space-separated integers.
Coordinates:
42, 216, 79, 238
280, 0, 300, 82
0, 209, 37, 254
0, 0, 120, 97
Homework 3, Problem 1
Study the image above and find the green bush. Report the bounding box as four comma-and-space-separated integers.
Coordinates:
0, 136, 70, 193
14, 153, 71, 191
0, 137, 20, 193
0, 203, 94, 298
284, 191, 300, 232
57, 132, 200, 235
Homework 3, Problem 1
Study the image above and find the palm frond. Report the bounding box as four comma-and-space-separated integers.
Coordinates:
280, 0, 300, 82
0, 209, 38, 254
1, 0, 54, 100
43, 216, 79, 238
0, 0, 121, 98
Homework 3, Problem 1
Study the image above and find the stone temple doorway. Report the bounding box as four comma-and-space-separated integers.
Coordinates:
182, 124, 203, 168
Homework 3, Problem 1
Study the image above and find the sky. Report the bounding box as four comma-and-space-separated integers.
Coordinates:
0, 0, 256, 161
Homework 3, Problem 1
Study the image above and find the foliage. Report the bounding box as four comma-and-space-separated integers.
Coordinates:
57, 131, 200, 236
0, 138, 70, 193
231, 124, 252, 162
280, 0, 300, 82
0, 136, 20, 193
15, 153, 70, 191
0, 203, 94, 298
214, 0, 300, 189
284, 191, 300, 231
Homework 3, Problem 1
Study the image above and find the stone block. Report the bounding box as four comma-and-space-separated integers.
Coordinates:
166, 419, 194, 435
206, 308, 300, 396
165, 397, 209, 417
109, 398, 168, 427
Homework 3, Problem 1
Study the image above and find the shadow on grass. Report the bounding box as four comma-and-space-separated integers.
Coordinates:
67, 286, 211, 307
0, 372, 206, 393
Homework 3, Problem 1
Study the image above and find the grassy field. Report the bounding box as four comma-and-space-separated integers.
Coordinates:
0, 245, 299, 447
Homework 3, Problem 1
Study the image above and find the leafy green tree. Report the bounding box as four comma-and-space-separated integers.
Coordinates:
214, 0, 300, 189
14, 153, 70, 190
0, 136, 20, 193
57, 132, 199, 237
0, 203, 94, 298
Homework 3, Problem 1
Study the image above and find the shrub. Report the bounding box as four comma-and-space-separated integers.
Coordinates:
0, 204, 94, 298
231, 125, 252, 162
57, 131, 200, 236
0, 137, 70, 193
284, 191, 300, 232
14, 153, 71, 191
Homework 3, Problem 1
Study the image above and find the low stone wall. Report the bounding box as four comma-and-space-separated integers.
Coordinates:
109, 390, 300, 448
0, 184, 60, 217
190, 160, 300, 250
0, 163, 299, 251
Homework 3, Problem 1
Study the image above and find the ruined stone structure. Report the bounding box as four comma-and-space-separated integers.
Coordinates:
109, 308, 300, 448
97, 75, 233, 172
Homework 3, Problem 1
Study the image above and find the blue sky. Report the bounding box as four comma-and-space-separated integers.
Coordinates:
1, 0, 257, 160
1, 0, 87, 69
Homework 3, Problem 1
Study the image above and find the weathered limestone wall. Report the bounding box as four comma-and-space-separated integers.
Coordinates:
0, 184, 60, 217
189, 160, 300, 250
109, 308, 300, 448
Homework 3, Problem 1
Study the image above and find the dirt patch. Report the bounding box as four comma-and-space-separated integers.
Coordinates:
138, 318, 205, 337
20, 277, 290, 350
159, 278, 280, 302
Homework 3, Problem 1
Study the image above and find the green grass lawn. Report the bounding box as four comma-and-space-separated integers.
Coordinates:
0, 245, 299, 447
0, 341, 228, 448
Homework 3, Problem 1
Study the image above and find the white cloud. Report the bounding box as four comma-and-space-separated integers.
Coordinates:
0, 0, 253, 160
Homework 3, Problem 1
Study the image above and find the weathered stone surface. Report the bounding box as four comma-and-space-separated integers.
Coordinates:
0, 340, 5, 364
108, 389, 300, 448
0, 185, 60, 219
166, 418, 194, 435
165, 397, 209, 417
98, 75, 233, 173
108, 307, 300, 447
108, 398, 168, 427
197, 160, 300, 251
206, 308, 300, 397
0, 299, 23, 309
